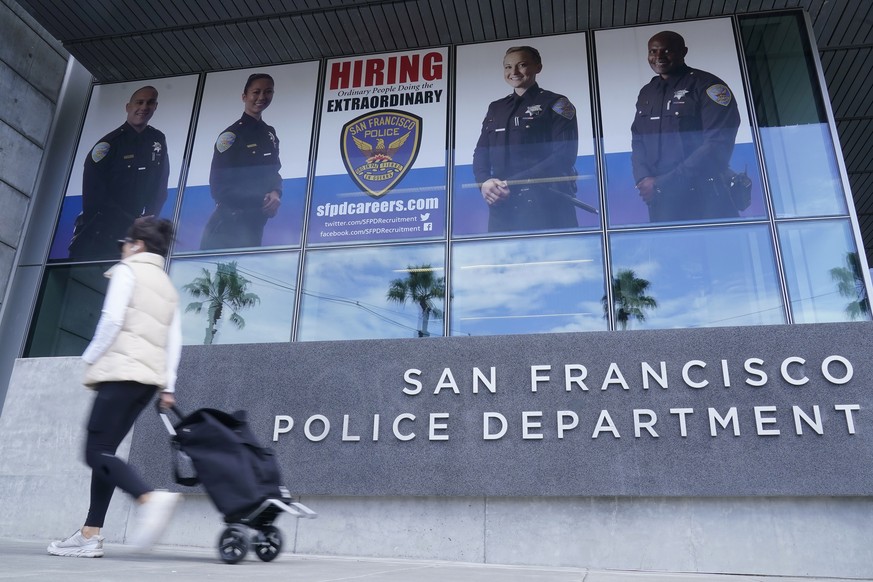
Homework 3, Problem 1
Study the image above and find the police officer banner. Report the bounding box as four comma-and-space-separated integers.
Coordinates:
174, 62, 319, 253
48, 77, 199, 261
596, 19, 764, 226
310, 48, 449, 245
453, 34, 598, 236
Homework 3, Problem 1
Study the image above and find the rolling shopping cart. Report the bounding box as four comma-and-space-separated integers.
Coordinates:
158, 406, 317, 564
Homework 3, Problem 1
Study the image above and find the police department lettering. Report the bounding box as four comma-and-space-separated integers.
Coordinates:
273, 355, 861, 443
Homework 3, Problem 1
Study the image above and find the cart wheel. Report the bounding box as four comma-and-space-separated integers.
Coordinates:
218, 525, 249, 564
253, 525, 283, 562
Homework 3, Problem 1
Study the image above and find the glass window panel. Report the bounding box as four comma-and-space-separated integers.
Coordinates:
758, 125, 847, 217
170, 251, 299, 345
609, 225, 784, 329
25, 264, 111, 357
298, 244, 446, 340
451, 234, 605, 336
740, 13, 847, 218
778, 219, 870, 323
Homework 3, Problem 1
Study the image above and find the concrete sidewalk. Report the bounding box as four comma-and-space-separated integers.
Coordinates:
1, 538, 869, 582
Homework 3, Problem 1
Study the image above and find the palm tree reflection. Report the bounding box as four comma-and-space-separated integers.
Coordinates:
183, 261, 261, 344
829, 252, 870, 320
603, 269, 658, 330
387, 264, 445, 337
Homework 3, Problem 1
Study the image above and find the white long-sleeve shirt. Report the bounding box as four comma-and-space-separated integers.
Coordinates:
81, 263, 182, 392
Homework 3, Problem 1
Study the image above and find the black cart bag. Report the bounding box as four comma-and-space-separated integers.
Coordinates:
170, 408, 287, 522
158, 406, 316, 564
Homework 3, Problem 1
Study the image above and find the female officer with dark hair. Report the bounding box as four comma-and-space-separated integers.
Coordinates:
200, 73, 282, 250
49, 216, 182, 558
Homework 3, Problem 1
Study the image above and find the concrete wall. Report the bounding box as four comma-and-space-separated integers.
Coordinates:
0, 0, 68, 311
3, 356, 873, 578
0, 358, 134, 542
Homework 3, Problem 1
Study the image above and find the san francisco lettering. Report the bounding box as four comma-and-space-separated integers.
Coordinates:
273, 355, 863, 443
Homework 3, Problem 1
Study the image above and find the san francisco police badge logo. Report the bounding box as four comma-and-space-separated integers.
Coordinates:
341, 110, 422, 198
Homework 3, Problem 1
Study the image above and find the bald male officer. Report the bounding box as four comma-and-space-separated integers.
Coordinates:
69, 86, 169, 260
631, 31, 740, 222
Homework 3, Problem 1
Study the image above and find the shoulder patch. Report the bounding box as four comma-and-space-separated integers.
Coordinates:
706, 84, 733, 107
215, 131, 236, 153
91, 142, 111, 163
552, 97, 576, 120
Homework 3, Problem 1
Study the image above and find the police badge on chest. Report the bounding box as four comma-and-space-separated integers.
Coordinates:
523, 104, 543, 119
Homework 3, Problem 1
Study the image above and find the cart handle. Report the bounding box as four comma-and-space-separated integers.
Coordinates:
155, 401, 185, 436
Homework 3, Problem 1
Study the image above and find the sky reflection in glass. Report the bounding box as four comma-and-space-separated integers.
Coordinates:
170, 251, 299, 345
779, 219, 871, 323
760, 124, 847, 218
609, 225, 784, 329
298, 244, 446, 341
451, 234, 605, 336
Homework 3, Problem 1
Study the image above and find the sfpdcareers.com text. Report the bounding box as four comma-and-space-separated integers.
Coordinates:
316, 196, 439, 218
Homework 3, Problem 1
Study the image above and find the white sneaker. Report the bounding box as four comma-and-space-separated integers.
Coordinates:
47, 530, 104, 558
129, 490, 182, 550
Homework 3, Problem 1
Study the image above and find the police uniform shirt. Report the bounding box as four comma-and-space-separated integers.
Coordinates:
82, 123, 169, 222
209, 112, 282, 209
631, 65, 740, 194
472, 83, 579, 231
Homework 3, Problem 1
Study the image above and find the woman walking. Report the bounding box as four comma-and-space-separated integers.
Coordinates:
48, 216, 182, 557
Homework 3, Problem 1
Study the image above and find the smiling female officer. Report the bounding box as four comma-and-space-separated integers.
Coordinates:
200, 73, 283, 250
472, 46, 580, 233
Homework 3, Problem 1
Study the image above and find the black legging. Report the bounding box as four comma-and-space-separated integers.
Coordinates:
84, 381, 156, 528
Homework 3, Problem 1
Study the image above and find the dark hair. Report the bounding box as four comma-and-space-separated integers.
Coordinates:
244, 73, 274, 93
505, 46, 542, 66
127, 216, 174, 257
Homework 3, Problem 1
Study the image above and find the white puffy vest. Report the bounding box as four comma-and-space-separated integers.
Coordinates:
84, 253, 179, 389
